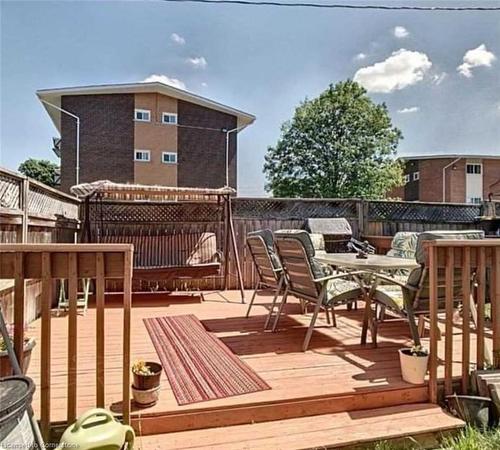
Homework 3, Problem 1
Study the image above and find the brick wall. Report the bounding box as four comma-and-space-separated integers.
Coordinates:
484, 159, 500, 200
177, 101, 237, 189
61, 94, 135, 192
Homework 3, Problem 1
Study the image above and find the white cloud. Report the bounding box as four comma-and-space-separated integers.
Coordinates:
170, 33, 186, 45
393, 26, 409, 38
354, 49, 432, 93
355, 53, 367, 61
141, 74, 186, 90
397, 106, 420, 114
201, 82, 208, 87
186, 56, 207, 69
432, 72, 447, 85
457, 44, 496, 78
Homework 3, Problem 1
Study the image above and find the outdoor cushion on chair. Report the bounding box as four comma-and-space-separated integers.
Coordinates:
247, 229, 282, 271
371, 229, 485, 345
386, 232, 419, 260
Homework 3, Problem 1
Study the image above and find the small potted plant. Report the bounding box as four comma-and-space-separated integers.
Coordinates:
131, 360, 162, 407
399, 345, 429, 385
0, 324, 36, 377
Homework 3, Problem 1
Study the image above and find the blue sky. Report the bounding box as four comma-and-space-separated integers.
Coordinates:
1, 1, 499, 196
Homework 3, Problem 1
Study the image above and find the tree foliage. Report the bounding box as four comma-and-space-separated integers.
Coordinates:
18, 158, 59, 187
264, 80, 403, 199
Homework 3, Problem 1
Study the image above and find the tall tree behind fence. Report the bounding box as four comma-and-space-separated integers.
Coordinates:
0, 167, 80, 322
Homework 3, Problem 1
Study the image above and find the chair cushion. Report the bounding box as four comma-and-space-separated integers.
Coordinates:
386, 232, 419, 259
309, 233, 326, 253
247, 229, 282, 270
373, 284, 406, 312
275, 230, 327, 279
185, 232, 219, 265
415, 230, 484, 264
325, 279, 362, 306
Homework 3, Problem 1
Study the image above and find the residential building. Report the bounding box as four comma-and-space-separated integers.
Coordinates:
37, 83, 255, 192
390, 154, 500, 203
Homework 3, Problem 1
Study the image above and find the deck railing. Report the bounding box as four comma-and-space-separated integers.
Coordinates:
427, 239, 500, 403
0, 244, 133, 440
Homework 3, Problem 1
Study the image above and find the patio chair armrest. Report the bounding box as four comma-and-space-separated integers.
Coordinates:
313, 270, 367, 284
373, 273, 418, 291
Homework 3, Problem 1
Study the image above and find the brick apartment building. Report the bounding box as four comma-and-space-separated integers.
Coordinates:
37, 83, 255, 192
391, 154, 500, 204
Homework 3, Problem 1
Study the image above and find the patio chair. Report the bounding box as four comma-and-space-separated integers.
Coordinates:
367, 230, 484, 346
57, 278, 92, 316
245, 230, 286, 328
273, 230, 364, 351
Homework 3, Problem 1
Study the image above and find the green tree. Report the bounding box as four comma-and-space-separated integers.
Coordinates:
264, 80, 403, 199
18, 158, 59, 187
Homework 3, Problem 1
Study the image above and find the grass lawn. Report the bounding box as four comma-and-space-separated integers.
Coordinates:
372, 426, 500, 449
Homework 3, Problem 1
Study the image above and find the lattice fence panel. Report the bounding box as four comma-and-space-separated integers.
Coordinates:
0, 172, 21, 209
89, 201, 223, 224
233, 198, 358, 220
368, 201, 480, 223
28, 184, 80, 220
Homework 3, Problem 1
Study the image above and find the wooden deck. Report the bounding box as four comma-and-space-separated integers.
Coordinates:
26, 290, 470, 443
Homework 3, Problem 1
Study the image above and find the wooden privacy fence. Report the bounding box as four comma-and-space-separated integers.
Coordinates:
427, 239, 500, 403
1, 167, 81, 323
0, 244, 133, 440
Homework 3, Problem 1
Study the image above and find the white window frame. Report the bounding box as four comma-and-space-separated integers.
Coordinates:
162, 152, 177, 164
413, 171, 420, 181
134, 109, 151, 122
468, 197, 482, 204
162, 112, 178, 125
134, 149, 151, 162
466, 163, 482, 175
403, 174, 410, 184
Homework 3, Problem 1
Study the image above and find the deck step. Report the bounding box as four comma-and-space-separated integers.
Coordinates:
137, 403, 464, 450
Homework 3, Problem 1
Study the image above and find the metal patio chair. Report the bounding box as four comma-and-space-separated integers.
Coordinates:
245, 230, 286, 328
367, 230, 484, 346
273, 230, 364, 351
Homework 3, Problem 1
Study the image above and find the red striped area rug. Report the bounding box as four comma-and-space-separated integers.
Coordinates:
143, 314, 270, 405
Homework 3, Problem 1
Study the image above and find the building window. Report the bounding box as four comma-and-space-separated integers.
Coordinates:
162, 113, 178, 125
413, 171, 420, 181
134, 109, 151, 122
466, 163, 481, 174
134, 150, 151, 162
403, 174, 410, 184
469, 197, 482, 204
162, 152, 177, 164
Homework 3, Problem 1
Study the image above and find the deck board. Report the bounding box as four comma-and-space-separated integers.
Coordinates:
25, 290, 476, 434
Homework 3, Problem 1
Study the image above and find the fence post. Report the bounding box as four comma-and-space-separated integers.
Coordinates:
356, 199, 368, 239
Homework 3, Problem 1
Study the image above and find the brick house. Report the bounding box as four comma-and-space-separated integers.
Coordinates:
390, 154, 500, 204
37, 83, 255, 192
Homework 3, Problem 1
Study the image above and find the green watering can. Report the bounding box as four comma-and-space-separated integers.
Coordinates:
57, 408, 135, 450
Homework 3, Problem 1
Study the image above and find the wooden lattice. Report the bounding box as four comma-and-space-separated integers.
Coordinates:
368, 200, 480, 223
233, 198, 358, 220
89, 201, 223, 224
0, 172, 21, 209
28, 184, 80, 220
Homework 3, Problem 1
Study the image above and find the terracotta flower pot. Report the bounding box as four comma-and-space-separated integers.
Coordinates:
0, 338, 36, 377
399, 348, 429, 384
132, 362, 162, 390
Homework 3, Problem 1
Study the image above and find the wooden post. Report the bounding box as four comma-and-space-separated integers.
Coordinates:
228, 196, 246, 303
13, 253, 25, 369
40, 252, 52, 440
477, 247, 486, 369
67, 253, 78, 424
444, 247, 454, 396
223, 195, 231, 291
96, 253, 106, 407
122, 248, 133, 424
493, 248, 500, 368
461, 247, 471, 392
21, 178, 29, 243
428, 244, 439, 403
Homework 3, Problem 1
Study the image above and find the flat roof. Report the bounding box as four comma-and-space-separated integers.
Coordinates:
36, 82, 256, 132
400, 153, 500, 161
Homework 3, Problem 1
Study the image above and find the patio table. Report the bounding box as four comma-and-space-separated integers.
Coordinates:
314, 253, 419, 345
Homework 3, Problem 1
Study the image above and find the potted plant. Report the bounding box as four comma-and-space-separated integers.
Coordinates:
399, 345, 429, 385
131, 360, 162, 407
0, 324, 36, 377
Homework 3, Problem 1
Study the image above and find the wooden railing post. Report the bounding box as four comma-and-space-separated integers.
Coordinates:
122, 248, 133, 424
461, 247, 471, 393
428, 244, 439, 403
13, 253, 25, 367
444, 247, 454, 396
492, 248, 500, 368
40, 252, 52, 440
96, 253, 106, 407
